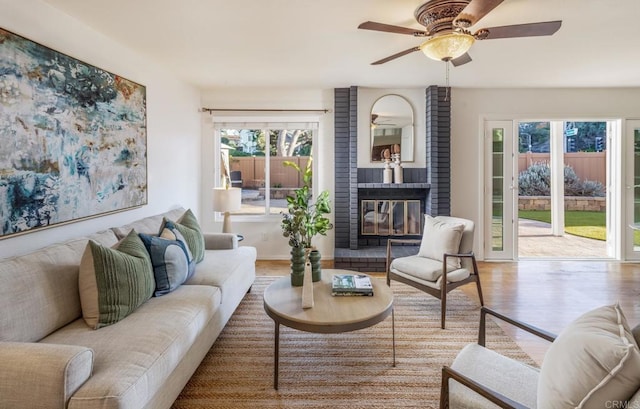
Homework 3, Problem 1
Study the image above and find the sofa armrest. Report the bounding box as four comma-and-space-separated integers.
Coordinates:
0, 342, 93, 409
203, 233, 238, 250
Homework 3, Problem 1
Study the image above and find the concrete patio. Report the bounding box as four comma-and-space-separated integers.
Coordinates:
518, 219, 608, 259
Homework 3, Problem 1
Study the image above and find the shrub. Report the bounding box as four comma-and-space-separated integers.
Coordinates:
518, 162, 605, 197
518, 162, 550, 196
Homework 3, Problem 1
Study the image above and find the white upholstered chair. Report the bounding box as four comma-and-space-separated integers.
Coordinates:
386, 215, 483, 329
441, 304, 640, 408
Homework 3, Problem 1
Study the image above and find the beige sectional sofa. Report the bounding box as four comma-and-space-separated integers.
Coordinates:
0, 207, 257, 409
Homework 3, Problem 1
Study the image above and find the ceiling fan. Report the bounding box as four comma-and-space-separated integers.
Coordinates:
371, 114, 397, 127
358, 0, 562, 66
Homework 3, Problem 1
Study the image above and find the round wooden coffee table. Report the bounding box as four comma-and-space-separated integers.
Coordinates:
263, 269, 395, 389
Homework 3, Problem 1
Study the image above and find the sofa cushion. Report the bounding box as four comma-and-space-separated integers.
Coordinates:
161, 209, 205, 263
537, 303, 640, 408
186, 247, 256, 307
0, 230, 118, 342
41, 285, 221, 409
111, 208, 186, 239
139, 232, 191, 296
79, 230, 155, 329
418, 215, 465, 268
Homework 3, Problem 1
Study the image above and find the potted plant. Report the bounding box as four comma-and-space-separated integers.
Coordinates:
280, 158, 333, 286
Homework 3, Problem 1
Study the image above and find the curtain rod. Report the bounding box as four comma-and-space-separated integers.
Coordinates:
200, 108, 330, 114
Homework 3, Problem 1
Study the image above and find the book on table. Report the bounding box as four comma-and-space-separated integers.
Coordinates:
331, 274, 374, 296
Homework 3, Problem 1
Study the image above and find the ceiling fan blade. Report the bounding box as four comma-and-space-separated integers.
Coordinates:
454, 0, 504, 27
477, 21, 562, 40
358, 21, 425, 36
371, 47, 420, 65
451, 53, 472, 67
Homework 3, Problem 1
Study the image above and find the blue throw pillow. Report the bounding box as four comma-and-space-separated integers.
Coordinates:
160, 223, 196, 280
139, 233, 190, 296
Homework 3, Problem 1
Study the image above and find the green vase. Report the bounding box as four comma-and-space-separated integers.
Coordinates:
309, 249, 321, 282
290, 246, 305, 286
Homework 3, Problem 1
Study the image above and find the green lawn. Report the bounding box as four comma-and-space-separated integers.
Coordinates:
519, 210, 606, 241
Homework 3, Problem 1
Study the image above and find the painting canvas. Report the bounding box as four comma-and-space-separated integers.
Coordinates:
0, 27, 147, 238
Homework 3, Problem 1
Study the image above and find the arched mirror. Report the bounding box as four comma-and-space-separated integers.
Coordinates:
370, 94, 414, 162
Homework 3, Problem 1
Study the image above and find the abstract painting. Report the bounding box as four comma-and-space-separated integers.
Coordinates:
0, 27, 147, 238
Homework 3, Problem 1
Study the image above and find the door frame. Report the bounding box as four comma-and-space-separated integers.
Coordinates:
483, 120, 516, 260
624, 119, 640, 260
483, 118, 622, 261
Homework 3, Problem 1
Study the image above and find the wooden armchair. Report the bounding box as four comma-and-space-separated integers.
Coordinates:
386, 215, 483, 329
441, 305, 640, 408
440, 307, 555, 408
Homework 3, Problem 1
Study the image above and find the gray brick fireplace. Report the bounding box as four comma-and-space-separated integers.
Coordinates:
333, 86, 451, 272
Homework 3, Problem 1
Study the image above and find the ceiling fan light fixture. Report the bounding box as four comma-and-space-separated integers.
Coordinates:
419, 32, 475, 61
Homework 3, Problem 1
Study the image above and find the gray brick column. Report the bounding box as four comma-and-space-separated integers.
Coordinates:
333, 87, 358, 249
426, 86, 451, 216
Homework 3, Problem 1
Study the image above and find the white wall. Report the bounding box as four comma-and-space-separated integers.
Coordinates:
0, 0, 202, 259
200, 87, 335, 259
451, 87, 640, 259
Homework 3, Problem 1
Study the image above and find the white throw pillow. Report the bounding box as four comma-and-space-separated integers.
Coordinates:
418, 215, 464, 268
537, 303, 640, 409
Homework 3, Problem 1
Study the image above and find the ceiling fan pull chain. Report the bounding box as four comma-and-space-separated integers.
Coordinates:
445, 61, 450, 101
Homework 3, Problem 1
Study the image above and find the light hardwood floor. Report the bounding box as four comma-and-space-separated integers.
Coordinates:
256, 259, 640, 365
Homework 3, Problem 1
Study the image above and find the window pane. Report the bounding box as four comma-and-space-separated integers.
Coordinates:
492, 128, 504, 251
222, 129, 265, 215
219, 127, 313, 216
518, 122, 549, 153
268, 129, 313, 215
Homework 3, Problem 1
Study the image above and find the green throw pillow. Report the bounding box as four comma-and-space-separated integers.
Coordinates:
79, 229, 155, 329
161, 209, 205, 263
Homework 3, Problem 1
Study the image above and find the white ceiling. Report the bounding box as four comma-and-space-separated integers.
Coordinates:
43, 0, 640, 90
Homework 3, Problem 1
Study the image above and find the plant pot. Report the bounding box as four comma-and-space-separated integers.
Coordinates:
290, 246, 305, 286
309, 249, 321, 282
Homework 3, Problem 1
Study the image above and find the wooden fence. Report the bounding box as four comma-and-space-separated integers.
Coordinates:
518, 152, 606, 185
230, 156, 311, 188
233, 153, 605, 189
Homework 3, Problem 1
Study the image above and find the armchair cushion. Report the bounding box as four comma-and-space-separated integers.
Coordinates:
390, 255, 469, 283
537, 303, 640, 409
418, 215, 464, 268
450, 343, 539, 408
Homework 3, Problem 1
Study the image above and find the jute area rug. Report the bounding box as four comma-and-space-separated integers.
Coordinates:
172, 276, 535, 409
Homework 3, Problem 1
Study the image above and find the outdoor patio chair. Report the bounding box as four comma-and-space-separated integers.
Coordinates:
386, 215, 483, 329
230, 170, 242, 188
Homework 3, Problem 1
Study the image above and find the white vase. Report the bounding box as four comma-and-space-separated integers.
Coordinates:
394, 158, 403, 184
383, 160, 393, 184
301, 253, 314, 309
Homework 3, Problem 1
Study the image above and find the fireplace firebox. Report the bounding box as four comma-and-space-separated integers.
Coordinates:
361, 200, 422, 236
